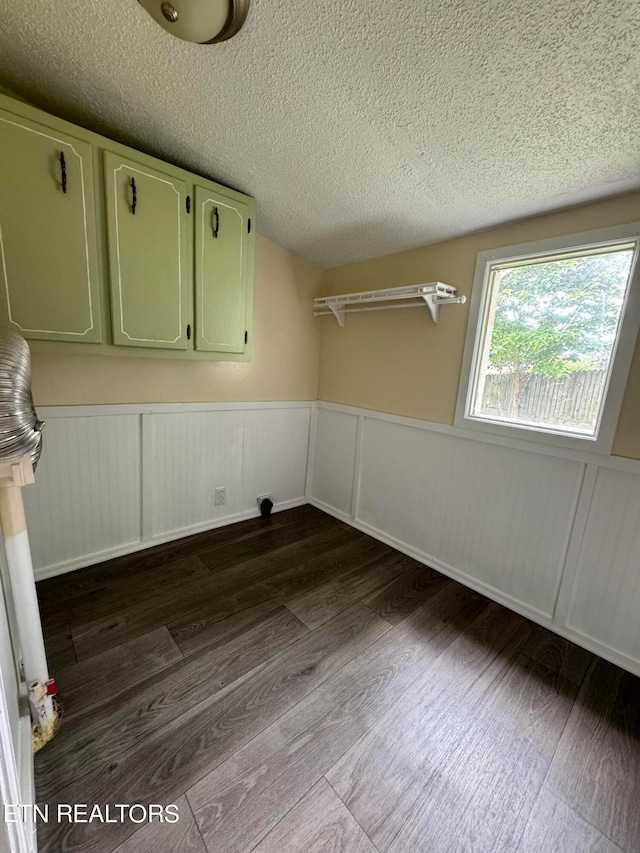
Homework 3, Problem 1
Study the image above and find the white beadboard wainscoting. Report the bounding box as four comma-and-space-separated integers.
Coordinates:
22, 398, 640, 677
309, 402, 640, 678
24, 402, 313, 580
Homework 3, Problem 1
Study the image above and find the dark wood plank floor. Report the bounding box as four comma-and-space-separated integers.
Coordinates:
35, 505, 639, 853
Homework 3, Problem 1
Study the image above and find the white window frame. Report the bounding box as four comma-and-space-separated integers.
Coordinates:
454, 223, 640, 455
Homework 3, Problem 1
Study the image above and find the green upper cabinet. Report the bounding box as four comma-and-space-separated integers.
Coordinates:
0, 92, 255, 360
104, 152, 189, 350
0, 110, 102, 342
194, 185, 250, 353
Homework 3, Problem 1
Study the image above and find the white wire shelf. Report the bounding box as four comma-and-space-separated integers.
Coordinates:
313, 282, 466, 326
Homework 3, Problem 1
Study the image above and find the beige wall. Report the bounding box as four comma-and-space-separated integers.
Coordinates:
317, 191, 640, 459
32, 234, 324, 405
29, 189, 640, 457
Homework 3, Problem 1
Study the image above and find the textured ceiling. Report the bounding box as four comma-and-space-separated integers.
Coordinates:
0, 0, 638, 267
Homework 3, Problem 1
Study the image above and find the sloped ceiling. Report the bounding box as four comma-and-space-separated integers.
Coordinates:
0, 0, 638, 267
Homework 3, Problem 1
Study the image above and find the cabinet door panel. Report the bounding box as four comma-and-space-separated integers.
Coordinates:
104, 152, 188, 349
195, 186, 248, 353
0, 111, 101, 342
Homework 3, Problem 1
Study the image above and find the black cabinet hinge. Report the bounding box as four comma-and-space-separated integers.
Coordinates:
248, 218, 251, 234
244, 330, 248, 345
186, 195, 191, 214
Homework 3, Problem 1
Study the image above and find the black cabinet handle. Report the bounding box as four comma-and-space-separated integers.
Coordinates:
130, 177, 137, 214
212, 206, 219, 237
59, 151, 67, 194
186, 324, 191, 340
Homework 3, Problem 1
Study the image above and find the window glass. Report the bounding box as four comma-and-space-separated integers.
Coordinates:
469, 244, 636, 438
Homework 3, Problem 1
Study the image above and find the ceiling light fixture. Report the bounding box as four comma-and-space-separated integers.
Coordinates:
137, 0, 250, 43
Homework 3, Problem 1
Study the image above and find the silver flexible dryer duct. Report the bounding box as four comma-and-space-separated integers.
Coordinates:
0, 328, 44, 468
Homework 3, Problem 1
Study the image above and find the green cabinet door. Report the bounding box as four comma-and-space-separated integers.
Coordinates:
0, 110, 102, 342
104, 152, 188, 349
194, 185, 249, 353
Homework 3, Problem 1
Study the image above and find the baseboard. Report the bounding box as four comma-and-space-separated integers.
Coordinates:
308, 497, 640, 679
305, 498, 352, 525
34, 497, 308, 581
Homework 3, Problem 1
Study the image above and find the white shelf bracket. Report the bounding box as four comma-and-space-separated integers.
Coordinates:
327, 302, 346, 327
420, 291, 467, 324
422, 291, 441, 324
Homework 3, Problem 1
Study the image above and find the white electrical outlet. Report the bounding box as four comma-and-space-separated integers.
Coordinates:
215, 487, 226, 506
257, 494, 272, 506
